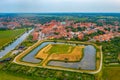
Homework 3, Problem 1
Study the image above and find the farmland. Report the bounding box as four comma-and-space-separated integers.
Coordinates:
0, 63, 95, 80
0, 29, 26, 49
102, 67, 120, 80
0, 71, 30, 80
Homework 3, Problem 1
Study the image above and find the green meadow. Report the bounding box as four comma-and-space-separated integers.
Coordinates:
47, 44, 75, 54
103, 67, 120, 80
0, 29, 26, 49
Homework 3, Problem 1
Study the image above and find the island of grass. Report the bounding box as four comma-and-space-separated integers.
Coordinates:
35, 44, 84, 63
46, 44, 75, 54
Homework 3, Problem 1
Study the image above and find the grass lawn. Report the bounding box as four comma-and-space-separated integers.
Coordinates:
47, 44, 75, 54
0, 71, 30, 80
47, 46, 84, 62
0, 70, 57, 80
103, 67, 120, 80
0, 29, 26, 48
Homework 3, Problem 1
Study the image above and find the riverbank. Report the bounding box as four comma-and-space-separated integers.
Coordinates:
0, 29, 26, 50
0, 29, 33, 58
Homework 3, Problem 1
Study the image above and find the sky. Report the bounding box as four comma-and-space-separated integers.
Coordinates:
0, 0, 120, 13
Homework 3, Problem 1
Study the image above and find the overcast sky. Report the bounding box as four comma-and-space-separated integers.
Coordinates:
0, 0, 120, 13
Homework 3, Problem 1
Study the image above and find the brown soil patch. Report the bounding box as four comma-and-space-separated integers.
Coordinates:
48, 46, 84, 62
35, 44, 52, 59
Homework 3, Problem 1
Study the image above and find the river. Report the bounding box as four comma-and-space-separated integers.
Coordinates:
0, 29, 33, 58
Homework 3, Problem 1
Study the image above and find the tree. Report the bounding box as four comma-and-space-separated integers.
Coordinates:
64, 58, 69, 63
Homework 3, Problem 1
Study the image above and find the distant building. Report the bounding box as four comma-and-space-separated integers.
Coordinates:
32, 31, 39, 40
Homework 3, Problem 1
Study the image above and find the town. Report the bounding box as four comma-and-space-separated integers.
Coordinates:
1, 16, 120, 42
33, 20, 120, 42
0, 13, 120, 80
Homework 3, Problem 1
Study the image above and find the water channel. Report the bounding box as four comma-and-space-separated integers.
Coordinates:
22, 42, 96, 70
0, 29, 33, 58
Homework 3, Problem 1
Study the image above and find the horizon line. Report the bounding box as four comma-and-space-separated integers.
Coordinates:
0, 12, 120, 14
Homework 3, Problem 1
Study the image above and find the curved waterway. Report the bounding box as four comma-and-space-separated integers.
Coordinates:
0, 29, 34, 58
22, 42, 96, 70
48, 45, 96, 70
22, 42, 64, 63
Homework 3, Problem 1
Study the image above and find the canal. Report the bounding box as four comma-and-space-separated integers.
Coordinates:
22, 42, 96, 70
0, 29, 33, 58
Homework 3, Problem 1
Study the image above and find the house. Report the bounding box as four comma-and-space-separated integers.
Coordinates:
32, 31, 39, 40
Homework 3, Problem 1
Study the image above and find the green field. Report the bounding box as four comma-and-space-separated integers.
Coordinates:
47, 44, 75, 54
0, 63, 94, 80
0, 71, 30, 80
103, 67, 120, 80
0, 70, 56, 80
0, 29, 26, 48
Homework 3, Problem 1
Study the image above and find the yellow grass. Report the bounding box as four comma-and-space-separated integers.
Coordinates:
48, 46, 84, 61
43, 46, 84, 66
35, 44, 52, 59
35, 44, 84, 66
14, 41, 43, 66
36, 44, 84, 62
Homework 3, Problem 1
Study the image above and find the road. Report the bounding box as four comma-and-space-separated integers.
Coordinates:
89, 46, 103, 74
